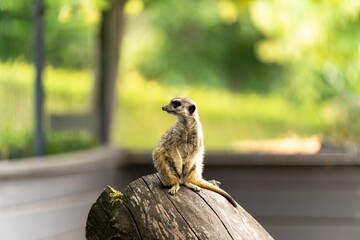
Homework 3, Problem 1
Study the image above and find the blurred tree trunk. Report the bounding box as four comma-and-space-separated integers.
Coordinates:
92, 0, 127, 145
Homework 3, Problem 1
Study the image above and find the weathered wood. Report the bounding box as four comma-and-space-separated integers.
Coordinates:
86, 186, 140, 240
86, 174, 274, 240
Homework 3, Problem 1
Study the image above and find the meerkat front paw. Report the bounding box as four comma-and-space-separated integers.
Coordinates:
168, 184, 180, 195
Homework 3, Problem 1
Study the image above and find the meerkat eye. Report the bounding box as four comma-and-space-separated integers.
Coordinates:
171, 100, 181, 108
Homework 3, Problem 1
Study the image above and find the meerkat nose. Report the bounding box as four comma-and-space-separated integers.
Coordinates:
162, 106, 166, 111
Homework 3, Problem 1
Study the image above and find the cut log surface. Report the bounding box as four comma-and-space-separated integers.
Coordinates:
86, 174, 274, 240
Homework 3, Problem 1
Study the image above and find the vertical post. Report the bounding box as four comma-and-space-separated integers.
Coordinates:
93, 0, 126, 145
34, 0, 45, 156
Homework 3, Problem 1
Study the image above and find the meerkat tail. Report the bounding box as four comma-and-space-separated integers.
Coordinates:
196, 179, 237, 207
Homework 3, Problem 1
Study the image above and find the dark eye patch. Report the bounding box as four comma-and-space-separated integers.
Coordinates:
171, 100, 181, 107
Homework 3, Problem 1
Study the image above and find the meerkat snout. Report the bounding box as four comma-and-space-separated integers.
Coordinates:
162, 99, 182, 114
162, 105, 172, 113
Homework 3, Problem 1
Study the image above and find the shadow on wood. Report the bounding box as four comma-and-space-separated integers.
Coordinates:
86, 174, 274, 240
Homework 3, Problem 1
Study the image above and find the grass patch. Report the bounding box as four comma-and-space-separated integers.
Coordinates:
0, 129, 98, 159
114, 71, 328, 151
0, 62, 329, 157
0, 61, 95, 159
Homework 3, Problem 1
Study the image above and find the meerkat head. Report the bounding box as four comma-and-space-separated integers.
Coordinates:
162, 97, 198, 119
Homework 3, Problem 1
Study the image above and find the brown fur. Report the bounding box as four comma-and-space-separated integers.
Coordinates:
152, 97, 236, 207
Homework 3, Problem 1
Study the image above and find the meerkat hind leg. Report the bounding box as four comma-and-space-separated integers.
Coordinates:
183, 167, 201, 192
208, 179, 221, 187
184, 182, 201, 192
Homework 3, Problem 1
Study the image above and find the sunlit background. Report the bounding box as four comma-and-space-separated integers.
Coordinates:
1, 0, 360, 159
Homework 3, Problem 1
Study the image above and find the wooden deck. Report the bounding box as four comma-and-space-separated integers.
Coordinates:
1, 147, 360, 239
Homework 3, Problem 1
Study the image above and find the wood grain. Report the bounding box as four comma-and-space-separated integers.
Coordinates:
86, 174, 274, 240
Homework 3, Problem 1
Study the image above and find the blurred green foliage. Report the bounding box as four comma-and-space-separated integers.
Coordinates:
114, 72, 327, 150
127, 0, 282, 92
0, 0, 360, 158
0, 62, 97, 159
250, 0, 360, 103
0, 129, 98, 159
122, 0, 360, 143
0, 1, 32, 61
0, 0, 99, 68
0, 61, 326, 157
245, 0, 360, 141
1, 0, 358, 98
125, 0, 360, 102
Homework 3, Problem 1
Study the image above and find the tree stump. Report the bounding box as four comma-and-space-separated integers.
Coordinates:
86, 174, 274, 240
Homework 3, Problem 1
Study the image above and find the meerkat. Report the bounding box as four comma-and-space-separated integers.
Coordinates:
152, 97, 237, 207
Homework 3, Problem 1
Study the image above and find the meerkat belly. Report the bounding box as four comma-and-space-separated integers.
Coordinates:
178, 142, 196, 156
177, 142, 198, 181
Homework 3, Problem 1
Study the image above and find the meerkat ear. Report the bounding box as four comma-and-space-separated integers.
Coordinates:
188, 105, 196, 115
